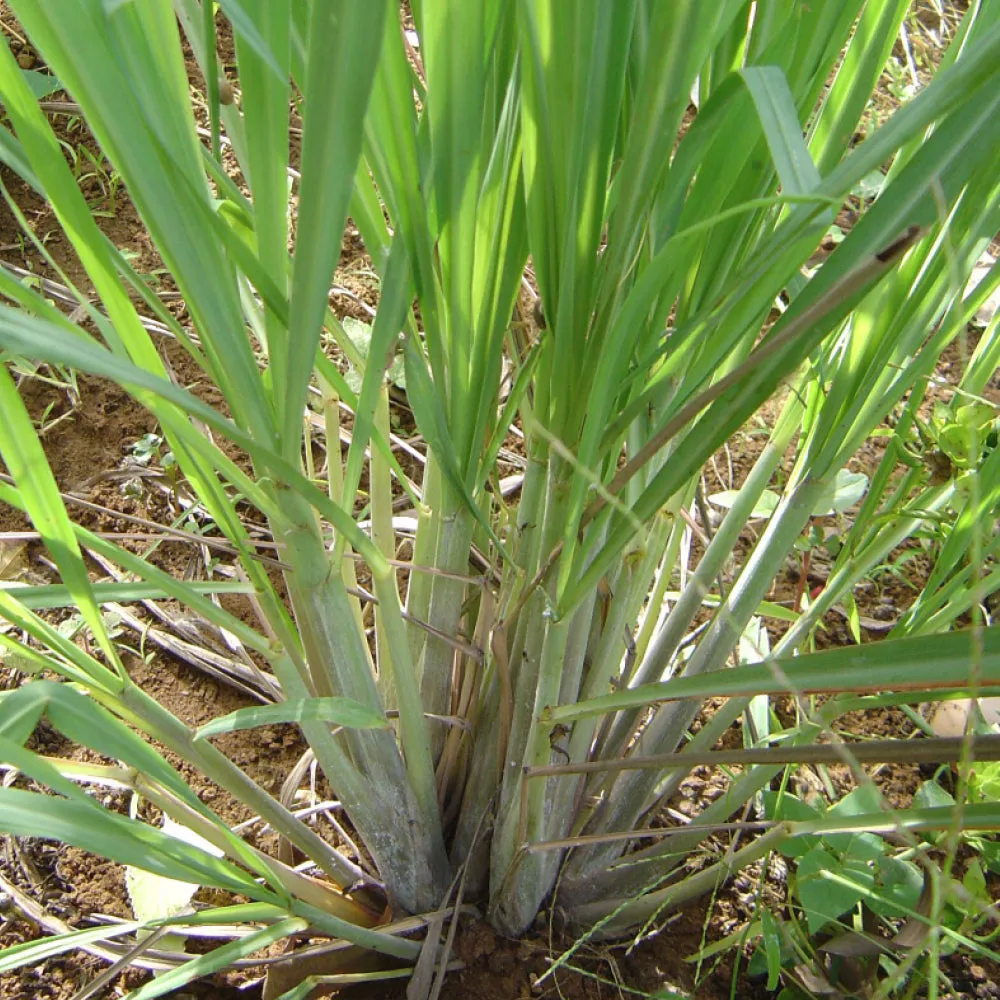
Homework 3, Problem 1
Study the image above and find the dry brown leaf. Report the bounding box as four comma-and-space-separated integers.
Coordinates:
0, 538, 28, 581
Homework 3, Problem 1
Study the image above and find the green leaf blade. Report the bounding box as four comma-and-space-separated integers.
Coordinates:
194, 698, 391, 741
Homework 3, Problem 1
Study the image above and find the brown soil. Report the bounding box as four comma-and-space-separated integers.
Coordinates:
1, 6, 999, 1000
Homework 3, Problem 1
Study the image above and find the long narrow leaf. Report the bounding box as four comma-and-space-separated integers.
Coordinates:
195, 698, 389, 740
548, 627, 1000, 725
0, 787, 271, 898
281, 2, 388, 458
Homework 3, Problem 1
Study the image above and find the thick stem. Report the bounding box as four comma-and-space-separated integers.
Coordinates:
559, 520, 671, 836
594, 416, 794, 769
405, 452, 443, 660
372, 565, 450, 857
372, 388, 398, 708
488, 612, 570, 934
120, 646, 448, 913
495, 456, 566, 819
449, 444, 548, 883
322, 383, 368, 639
405, 455, 475, 758
560, 702, 806, 905
115, 682, 370, 891
486, 455, 579, 933
564, 474, 829, 882
566, 825, 790, 936
271, 490, 451, 911
630, 502, 688, 669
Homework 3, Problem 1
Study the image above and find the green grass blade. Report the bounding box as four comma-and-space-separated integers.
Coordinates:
4, 580, 253, 610
0, 680, 310, 891
0, 482, 276, 656
548, 626, 1000, 725
740, 65, 821, 198
154, 902, 291, 928
286, 899, 422, 961
0, 785, 270, 897
126, 917, 306, 1000
558, 62, 829, 570
0, 367, 122, 676
195, 698, 390, 740
341, 240, 412, 506
0, 309, 386, 567
0, 922, 142, 976
810, 0, 911, 174
0, 591, 119, 689
788, 803, 1000, 839
604, 0, 745, 273
1, 683, 253, 851
281, 1, 388, 459
231, 0, 290, 398
5, 1, 272, 437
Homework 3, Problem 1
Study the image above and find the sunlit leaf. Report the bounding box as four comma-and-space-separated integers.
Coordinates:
126, 815, 225, 953
811, 469, 869, 516
708, 488, 780, 519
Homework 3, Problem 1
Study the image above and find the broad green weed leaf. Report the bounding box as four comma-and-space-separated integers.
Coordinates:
19, 68, 60, 99
759, 909, 783, 991
796, 844, 862, 934
852, 169, 887, 201
843, 591, 862, 644
810, 469, 869, 516
963, 858, 987, 900
745, 943, 769, 979
868, 855, 923, 918
708, 488, 780, 519
825, 786, 886, 852
977, 839, 1000, 875
913, 778, 956, 810
763, 791, 823, 858
0, 538, 27, 580
970, 761, 1000, 802
342, 316, 407, 392
839, 832, 881, 891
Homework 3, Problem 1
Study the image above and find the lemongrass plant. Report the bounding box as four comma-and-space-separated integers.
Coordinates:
1, 1, 1000, 996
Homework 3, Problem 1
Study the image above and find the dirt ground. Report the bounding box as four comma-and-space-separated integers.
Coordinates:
1, 5, 999, 1000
